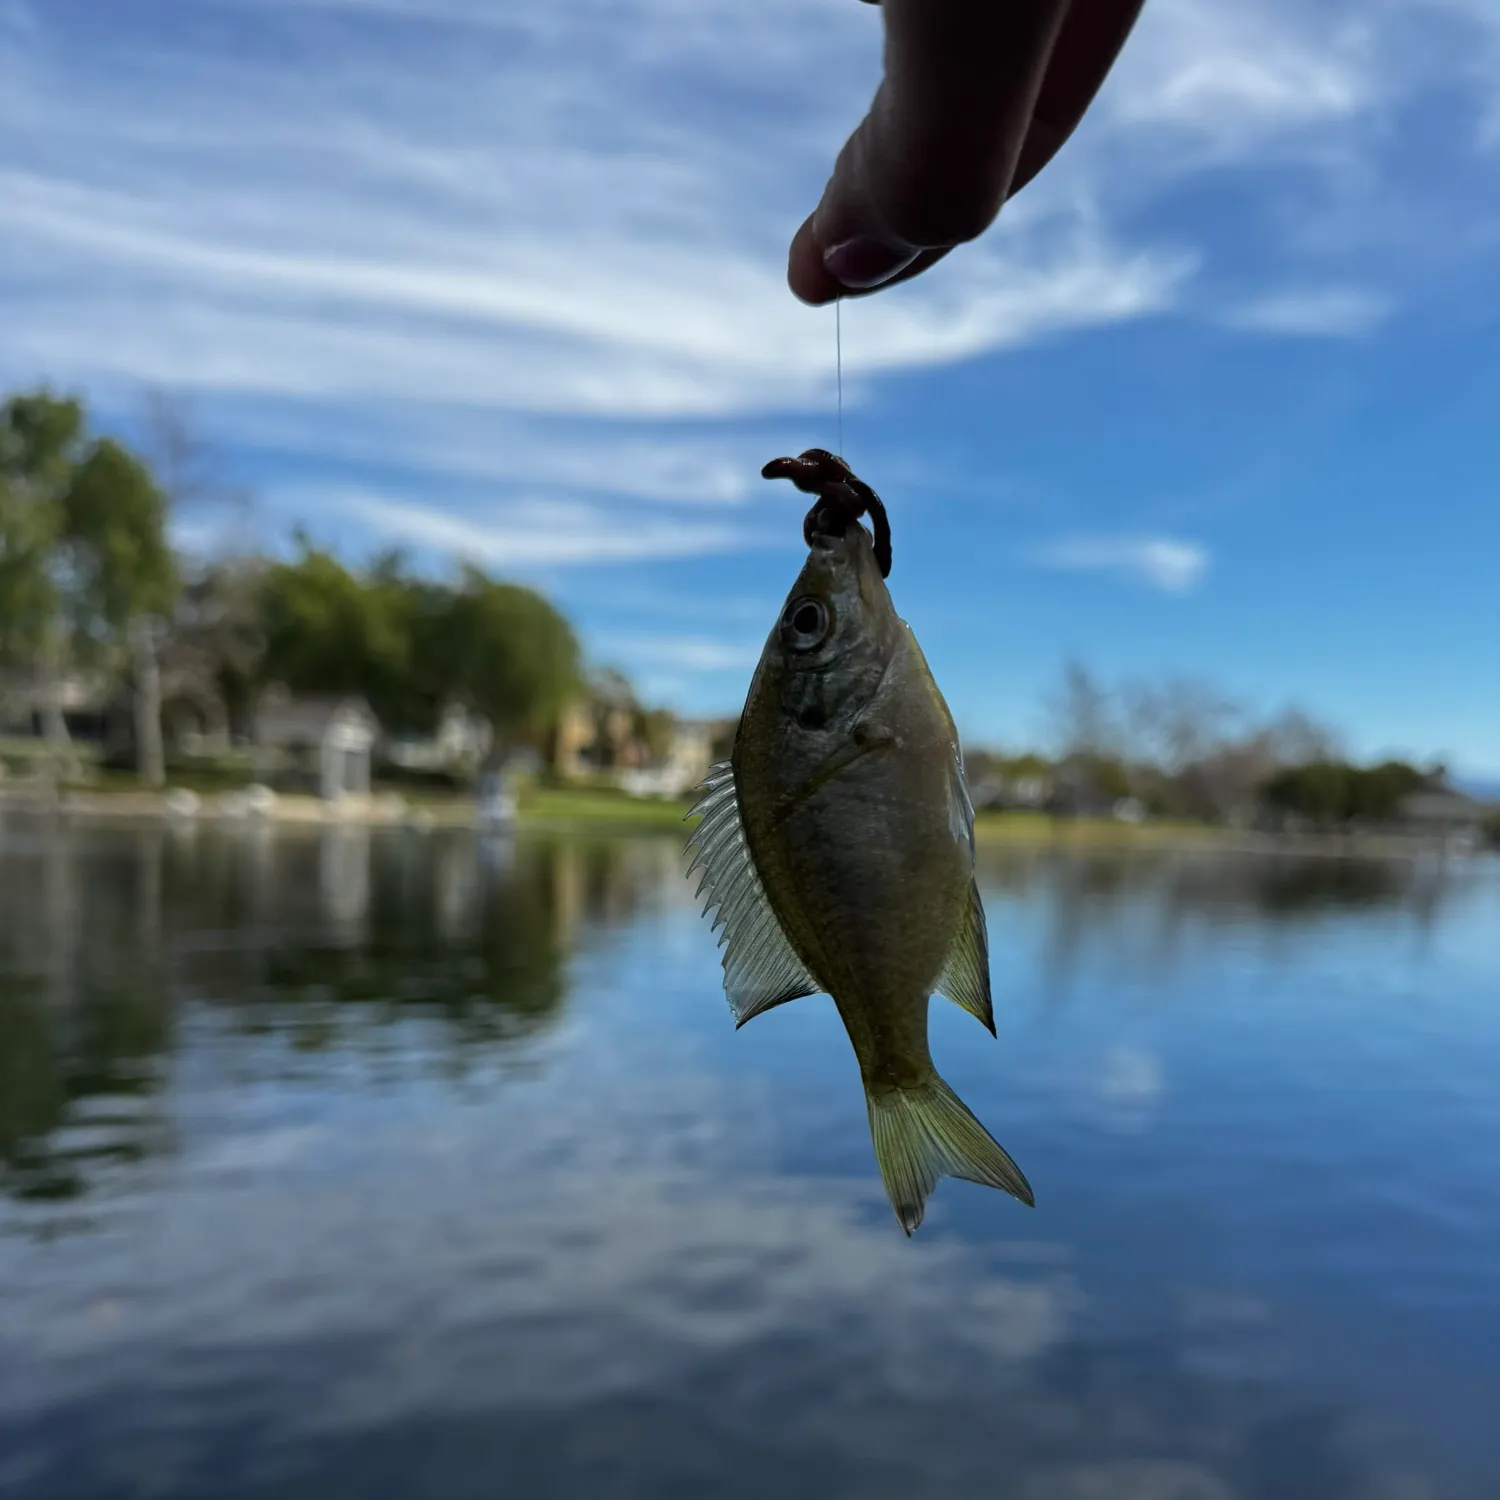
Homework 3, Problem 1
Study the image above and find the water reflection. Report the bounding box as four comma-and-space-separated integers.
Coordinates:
0, 828, 172, 1203
979, 843, 1445, 921
0, 820, 689, 1204
0, 824, 1486, 1212
965, 847, 1489, 997
0, 820, 1497, 1498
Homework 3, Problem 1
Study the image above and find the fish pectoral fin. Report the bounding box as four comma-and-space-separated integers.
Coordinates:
866, 1073, 1033, 1235
936, 880, 994, 1035
686, 762, 821, 1026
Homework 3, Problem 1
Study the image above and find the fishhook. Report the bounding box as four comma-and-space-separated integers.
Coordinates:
760, 448, 892, 578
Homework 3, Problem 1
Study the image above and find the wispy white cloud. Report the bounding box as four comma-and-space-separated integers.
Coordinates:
1080, 0, 1500, 318
585, 585, 779, 626
0, 0, 1191, 437
1224, 287, 1391, 337
1103, 0, 1500, 165
2, 0, 1499, 581
606, 634, 761, 673
168, 512, 252, 561
220, 403, 762, 506
1031, 536, 1210, 594
335, 490, 759, 567
0, 164, 1189, 420
1106, 0, 1371, 150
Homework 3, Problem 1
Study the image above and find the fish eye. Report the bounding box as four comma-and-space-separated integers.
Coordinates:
780, 595, 831, 652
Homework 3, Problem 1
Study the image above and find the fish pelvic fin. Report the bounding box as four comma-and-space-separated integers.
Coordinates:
865, 1073, 1033, 1235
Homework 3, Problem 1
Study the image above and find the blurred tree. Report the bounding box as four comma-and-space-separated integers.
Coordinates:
1002, 751, 1053, 780
259, 549, 581, 761
1120, 676, 1242, 772
1259, 759, 1427, 827
131, 393, 260, 759
160, 557, 268, 744
1259, 707, 1342, 766
60, 438, 178, 786
1045, 660, 1116, 760
633, 705, 677, 764
436, 566, 581, 762
2, 392, 181, 785
140, 390, 253, 526
1043, 662, 1127, 814
378, 555, 454, 733
259, 538, 412, 722
0, 391, 87, 770
709, 716, 737, 764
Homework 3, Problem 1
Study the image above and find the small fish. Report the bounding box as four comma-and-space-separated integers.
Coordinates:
686, 452, 1033, 1233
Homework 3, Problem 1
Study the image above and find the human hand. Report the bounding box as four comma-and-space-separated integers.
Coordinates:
788, 0, 1146, 305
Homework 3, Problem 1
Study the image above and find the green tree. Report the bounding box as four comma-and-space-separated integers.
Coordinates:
61, 439, 178, 786
1, 391, 181, 785
434, 567, 581, 762
1259, 759, 1428, 827
633, 706, 677, 764
370, 553, 452, 733
258, 550, 580, 760
259, 539, 413, 722
0, 392, 87, 769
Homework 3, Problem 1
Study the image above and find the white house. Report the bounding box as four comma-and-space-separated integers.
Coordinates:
1398, 788, 1488, 853
384, 702, 493, 774
616, 719, 716, 799
253, 688, 380, 801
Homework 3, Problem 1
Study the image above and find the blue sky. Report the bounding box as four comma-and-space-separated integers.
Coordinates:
2, 0, 1498, 774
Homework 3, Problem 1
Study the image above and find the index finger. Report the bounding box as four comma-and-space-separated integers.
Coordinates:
1011, 0, 1145, 196
789, 0, 1147, 305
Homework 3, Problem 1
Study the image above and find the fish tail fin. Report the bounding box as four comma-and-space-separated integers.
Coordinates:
865, 1072, 1034, 1235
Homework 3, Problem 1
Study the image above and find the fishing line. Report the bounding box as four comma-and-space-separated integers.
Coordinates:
835, 298, 844, 459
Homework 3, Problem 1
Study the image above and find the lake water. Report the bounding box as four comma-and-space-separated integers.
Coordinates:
1, 818, 1497, 1499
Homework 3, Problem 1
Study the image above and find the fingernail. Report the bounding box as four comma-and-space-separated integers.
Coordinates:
822, 236, 917, 291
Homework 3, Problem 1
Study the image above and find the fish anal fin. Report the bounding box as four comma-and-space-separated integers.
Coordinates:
733, 986, 806, 1029
866, 1072, 1033, 1235
685, 761, 821, 1026
936, 880, 994, 1035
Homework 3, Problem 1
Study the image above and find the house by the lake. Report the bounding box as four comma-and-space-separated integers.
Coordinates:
616, 719, 716, 799
252, 688, 380, 800
384, 702, 493, 776
1397, 787, 1489, 852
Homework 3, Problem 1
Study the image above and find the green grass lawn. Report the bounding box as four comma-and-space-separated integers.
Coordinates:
519, 786, 693, 830
972, 810, 1223, 845
12, 768, 1230, 845
523, 790, 1222, 843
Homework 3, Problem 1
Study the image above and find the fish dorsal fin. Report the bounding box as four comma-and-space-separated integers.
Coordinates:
685, 761, 820, 1027
936, 880, 995, 1035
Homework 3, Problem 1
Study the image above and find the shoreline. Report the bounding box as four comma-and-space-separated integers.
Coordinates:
0, 784, 1485, 860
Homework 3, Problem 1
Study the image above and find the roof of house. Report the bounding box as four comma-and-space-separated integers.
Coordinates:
254, 692, 379, 746
1399, 789, 1484, 823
